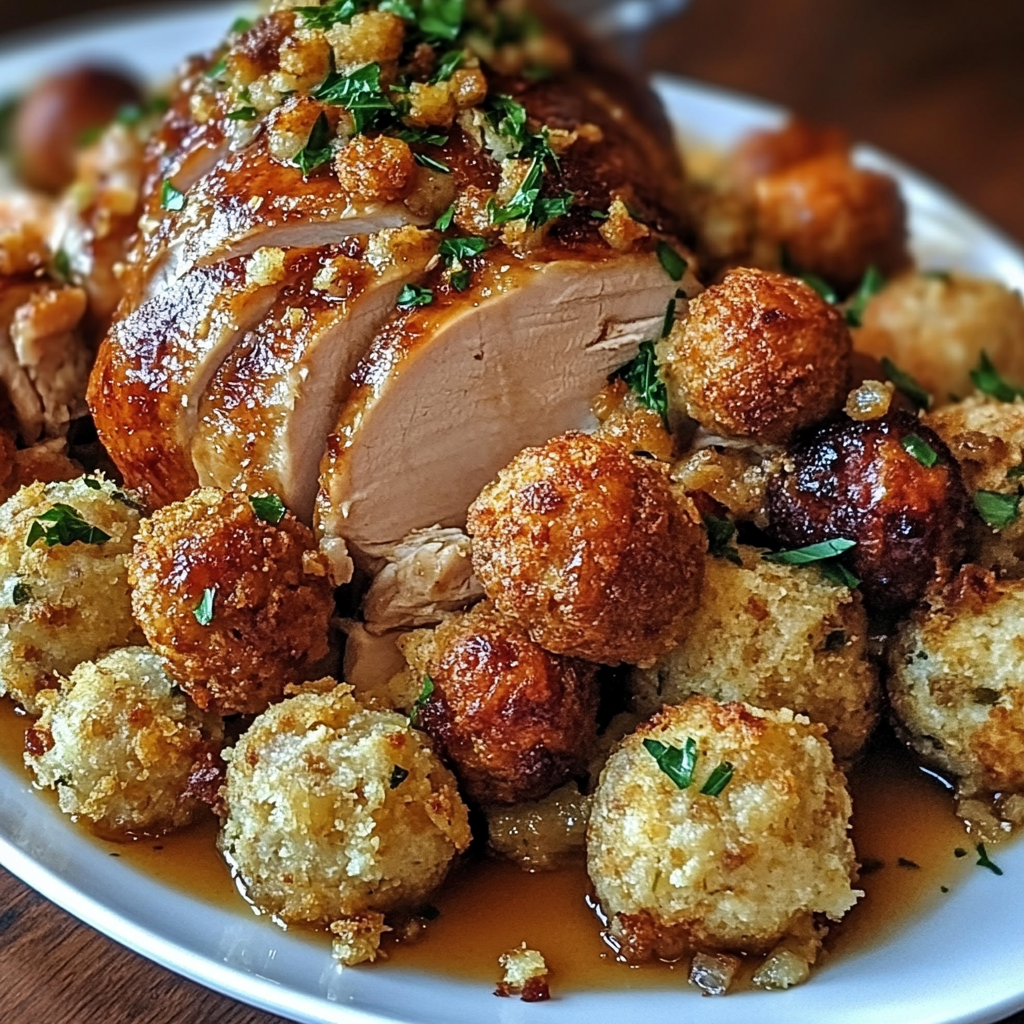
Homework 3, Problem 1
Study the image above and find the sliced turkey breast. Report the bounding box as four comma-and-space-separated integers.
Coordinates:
192, 228, 436, 520
317, 245, 701, 564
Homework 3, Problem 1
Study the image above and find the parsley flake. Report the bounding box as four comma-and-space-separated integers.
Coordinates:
1007, 460, 1024, 481
430, 49, 464, 84
397, 283, 434, 310
656, 241, 686, 282
230, 16, 254, 34
314, 63, 394, 134
193, 587, 216, 627
379, 0, 417, 17
51, 248, 73, 284
390, 765, 410, 789
976, 843, 1004, 876
294, 0, 364, 29
82, 477, 102, 490
205, 57, 228, 81
974, 489, 1021, 531
970, 351, 1024, 403
703, 514, 742, 565
410, 675, 435, 725
901, 434, 939, 468
113, 490, 146, 512
764, 538, 857, 565
880, 357, 932, 411
418, 0, 466, 42
612, 341, 668, 426
26, 505, 111, 549
161, 179, 186, 212
12, 581, 32, 606
434, 203, 455, 231
700, 762, 735, 797
414, 152, 450, 174
249, 493, 287, 525
490, 158, 573, 228
661, 298, 676, 339
293, 112, 335, 177
819, 561, 862, 589
780, 246, 838, 304
643, 737, 697, 789
394, 126, 448, 146
844, 265, 886, 327
439, 236, 487, 290
226, 106, 258, 122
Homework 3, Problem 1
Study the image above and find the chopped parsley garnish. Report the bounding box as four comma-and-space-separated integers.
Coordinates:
486, 94, 528, 149
974, 489, 1021, 530
643, 737, 697, 789
414, 152, 450, 174
488, 158, 571, 227
703, 514, 741, 565
439, 236, 487, 291
970, 351, 1024, 403
844, 265, 885, 327
226, 106, 258, 122
205, 57, 228, 81
113, 490, 146, 512
230, 16, 254, 34
410, 675, 435, 725
417, 0, 466, 43
397, 283, 434, 310
700, 762, 734, 797
901, 434, 939, 468
12, 581, 32, 606
160, 179, 186, 212
661, 298, 676, 339
780, 246, 838, 304
82, 477, 102, 490
389, 765, 410, 789
765, 538, 857, 565
314, 63, 394, 134
52, 249, 73, 284
293, 112, 335, 177
249, 493, 287, 525
819, 561, 862, 589
193, 587, 216, 627
656, 241, 686, 282
379, 0, 417, 18
612, 340, 668, 426
1007, 460, 1024, 481
975, 843, 1004, 876
880, 357, 932, 411
294, 0, 364, 29
590, 209, 609, 220
394, 126, 448, 146
434, 203, 455, 231
26, 505, 111, 548
430, 49, 464, 83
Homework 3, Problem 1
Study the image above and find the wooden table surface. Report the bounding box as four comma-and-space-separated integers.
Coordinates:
1, 2, 1023, 1023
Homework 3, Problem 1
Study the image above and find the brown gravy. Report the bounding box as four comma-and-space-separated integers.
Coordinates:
0, 696, 982, 989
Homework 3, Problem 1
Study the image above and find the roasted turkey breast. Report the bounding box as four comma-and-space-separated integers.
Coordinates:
88, 0, 697, 573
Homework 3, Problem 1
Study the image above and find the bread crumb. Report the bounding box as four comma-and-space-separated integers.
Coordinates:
495, 943, 551, 1002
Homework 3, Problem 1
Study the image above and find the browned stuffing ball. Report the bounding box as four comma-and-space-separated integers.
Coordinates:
396, 601, 600, 805
662, 267, 852, 445
766, 411, 970, 613
754, 154, 910, 294
467, 432, 706, 667
128, 488, 333, 715
729, 118, 850, 195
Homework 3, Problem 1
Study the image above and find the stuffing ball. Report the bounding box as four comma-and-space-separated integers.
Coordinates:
25, 647, 220, 838
766, 411, 971, 613
632, 545, 880, 763
128, 488, 333, 716
855, 272, 1024, 404
219, 680, 471, 965
888, 566, 1024, 831
395, 601, 600, 805
467, 432, 707, 667
662, 268, 852, 445
0, 475, 145, 715
587, 697, 860, 963
925, 394, 1024, 577
730, 118, 849, 195
754, 154, 910, 294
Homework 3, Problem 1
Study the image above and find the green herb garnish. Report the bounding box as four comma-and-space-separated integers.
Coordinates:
434, 204, 455, 231
780, 246, 838, 304
703, 514, 742, 565
205, 57, 228, 81
294, 0, 364, 29
52, 249, 73, 283
880, 357, 932, 411
1007, 460, 1024, 481
844, 265, 885, 327
315, 63, 394, 134
490, 159, 573, 227
193, 587, 216, 627
390, 765, 410, 789
293, 112, 335, 177
230, 16, 254, 34
643, 737, 697, 789
656, 241, 686, 282
612, 340, 668, 425
249, 493, 286, 525
417, 0, 466, 43
410, 675, 435, 724
976, 843, 1004, 876
430, 49, 464, 83
974, 490, 1021, 530
12, 581, 32, 606
700, 762, 734, 797
439, 236, 487, 291
160, 179, 186, 212
819, 561, 862, 589
379, 0, 417, 17
901, 434, 939, 468
661, 298, 676, 339
414, 152, 450, 174
26, 505, 111, 549
765, 538, 857, 565
394, 126, 448, 146
113, 490, 146, 512
397, 283, 434, 310
82, 477, 102, 490
226, 106, 258, 122
970, 351, 1024, 403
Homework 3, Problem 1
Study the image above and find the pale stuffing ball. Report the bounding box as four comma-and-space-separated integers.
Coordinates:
587, 696, 860, 965
0, 475, 145, 715
24, 647, 220, 838
218, 680, 471, 966
631, 545, 880, 763
924, 394, 1024, 577
888, 566, 1024, 835
855, 272, 1024, 404
661, 267, 852, 445
467, 432, 707, 667
129, 488, 334, 716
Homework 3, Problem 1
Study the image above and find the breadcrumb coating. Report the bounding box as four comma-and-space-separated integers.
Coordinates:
128, 488, 333, 715
0, 475, 144, 714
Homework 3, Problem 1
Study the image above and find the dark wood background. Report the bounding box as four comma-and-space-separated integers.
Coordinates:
1, 1, 1023, 1022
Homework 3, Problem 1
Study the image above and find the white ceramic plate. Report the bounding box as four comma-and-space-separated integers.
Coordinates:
1, 7, 1023, 1024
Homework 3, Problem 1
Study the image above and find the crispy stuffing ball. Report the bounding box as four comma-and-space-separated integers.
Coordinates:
395, 601, 600, 805
856, 272, 1024, 404
888, 566, 1024, 836
729, 118, 849, 195
754, 154, 910, 294
0, 475, 145, 715
129, 488, 333, 716
587, 697, 860, 964
219, 680, 471, 966
25, 647, 220, 838
662, 268, 852, 445
925, 393, 1024, 577
468, 432, 707, 667
766, 411, 971, 613
631, 545, 880, 763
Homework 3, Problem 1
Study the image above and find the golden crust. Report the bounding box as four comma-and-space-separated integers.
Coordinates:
128, 488, 333, 715
663, 267, 852, 445
334, 134, 416, 203
467, 432, 706, 666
